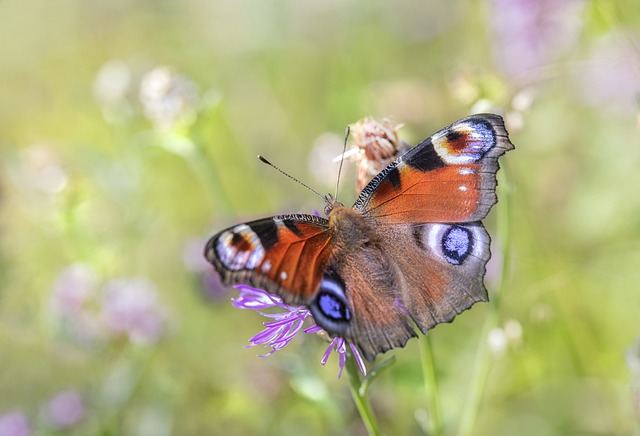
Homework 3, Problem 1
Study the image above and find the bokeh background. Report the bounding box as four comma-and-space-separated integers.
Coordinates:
1, 0, 640, 434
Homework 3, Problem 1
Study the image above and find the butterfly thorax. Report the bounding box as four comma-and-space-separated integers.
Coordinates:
327, 204, 372, 248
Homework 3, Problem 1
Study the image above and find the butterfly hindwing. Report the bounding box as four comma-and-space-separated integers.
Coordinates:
205, 214, 333, 305
309, 221, 491, 360
385, 222, 491, 333
311, 245, 418, 361
354, 113, 514, 224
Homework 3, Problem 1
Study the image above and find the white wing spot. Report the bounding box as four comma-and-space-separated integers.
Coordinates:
459, 185, 468, 191
280, 271, 288, 281
261, 259, 271, 273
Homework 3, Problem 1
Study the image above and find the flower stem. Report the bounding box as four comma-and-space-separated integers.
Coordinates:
458, 165, 513, 436
419, 334, 443, 436
345, 354, 381, 436
457, 307, 498, 436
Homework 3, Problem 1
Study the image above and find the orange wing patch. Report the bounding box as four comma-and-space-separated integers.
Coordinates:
259, 220, 333, 301
365, 164, 484, 223
205, 215, 334, 306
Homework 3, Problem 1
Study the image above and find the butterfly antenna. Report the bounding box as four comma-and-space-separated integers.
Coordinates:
334, 126, 350, 200
257, 155, 325, 201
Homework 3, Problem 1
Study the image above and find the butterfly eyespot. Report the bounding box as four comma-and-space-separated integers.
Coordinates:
433, 119, 496, 165
215, 224, 265, 271
441, 225, 473, 265
311, 268, 351, 331
317, 292, 351, 321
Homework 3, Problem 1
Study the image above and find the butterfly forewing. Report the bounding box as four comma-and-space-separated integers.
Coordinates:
354, 113, 514, 224
205, 214, 333, 305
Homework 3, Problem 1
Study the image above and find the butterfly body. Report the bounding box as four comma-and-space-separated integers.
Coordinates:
206, 114, 514, 360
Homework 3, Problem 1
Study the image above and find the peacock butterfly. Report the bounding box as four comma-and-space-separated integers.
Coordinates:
205, 113, 514, 361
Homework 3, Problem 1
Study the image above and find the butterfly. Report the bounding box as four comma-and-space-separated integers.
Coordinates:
205, 113, 514, 361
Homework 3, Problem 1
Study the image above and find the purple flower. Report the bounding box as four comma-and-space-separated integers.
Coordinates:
101, 278, 168, 345
45, 390, 85, 429
0, 411, 29, 436
232, 285, 366, 378
321, 337, 367, 379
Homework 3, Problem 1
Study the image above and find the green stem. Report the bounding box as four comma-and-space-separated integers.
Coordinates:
187, 137, 234, 216
345, 354, 381, 436
458, 166, 513, 436
419, 334, 443, 436
457, 308, 498, 436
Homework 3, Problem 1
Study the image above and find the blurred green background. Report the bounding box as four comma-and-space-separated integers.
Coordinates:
1, 0, 640, 434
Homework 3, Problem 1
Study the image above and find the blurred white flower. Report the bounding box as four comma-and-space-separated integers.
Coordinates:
627, 338, 640, 419
488, 327, 508, 355
488, 319, 524, 355
307, 132, 344, 190
45, 390, 85, 430
504, 319, 523, 346
470, 98, 501, 116
0, 411, 29, 436
101, 278, 168, 345
14, 145, 68, 196
94, 60, 132, 107
139, 66, 198, 130
627, 338, 640, 376
530, 303, 554, 325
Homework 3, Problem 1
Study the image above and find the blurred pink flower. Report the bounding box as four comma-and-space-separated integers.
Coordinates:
485, 239, 504, 288
101, 278, 168, 345
491, 0, 585, 82
46, 390, 85, 430
183, 237, 211, 273
184, 237, 227, 300
578, 35, 640, 114
0, 411, 29, 436
50, 264, 104, 345
51, 263, 98, 317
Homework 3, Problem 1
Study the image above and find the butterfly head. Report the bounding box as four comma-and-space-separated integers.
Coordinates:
323, 194, 345, 217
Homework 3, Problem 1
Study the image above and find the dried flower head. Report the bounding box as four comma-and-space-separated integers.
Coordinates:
348, 117, 410, 192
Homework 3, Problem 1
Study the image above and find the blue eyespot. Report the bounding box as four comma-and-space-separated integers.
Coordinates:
442, 225, 473, 265
318, 292, 350, 321
312, 269, 351, 324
